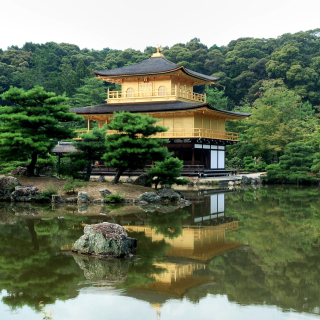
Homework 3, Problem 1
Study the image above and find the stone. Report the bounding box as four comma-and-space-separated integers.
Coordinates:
11, 185, 40, 202
187, 182, 194, 187
98, 175, 106, 182
135, 192, 161, 203
125, 177, 133, 184
99, 188, 112, 198
0, 175, 21, 200
242, 176, 252, 185
133, 173, 151, 187
10, 166, 28, 176
72, 222, 137, 258
78, 191, 89, 203
156, 188, 181, 202
52, 195, 65, 203
228, 181, 235, 187
123, 198, 134, 203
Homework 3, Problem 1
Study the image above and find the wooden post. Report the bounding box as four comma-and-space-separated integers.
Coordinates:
192, 148, 195, 166
87, 119, 90, 131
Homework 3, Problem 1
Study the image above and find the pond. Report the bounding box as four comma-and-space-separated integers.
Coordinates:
1, 185, 320, 320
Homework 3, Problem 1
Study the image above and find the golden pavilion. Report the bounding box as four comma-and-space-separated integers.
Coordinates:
71, 47, 250, 176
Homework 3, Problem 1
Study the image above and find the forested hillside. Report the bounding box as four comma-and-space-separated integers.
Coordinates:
2, 29, 320, 177
2, 29, 320, 108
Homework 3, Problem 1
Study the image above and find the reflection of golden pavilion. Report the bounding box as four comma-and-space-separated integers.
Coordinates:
125, 221, 240, 262
124, 222, 241, 299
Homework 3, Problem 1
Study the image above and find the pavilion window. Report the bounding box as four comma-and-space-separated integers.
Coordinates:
126, 87, 134, 97
158, 86, 166, 96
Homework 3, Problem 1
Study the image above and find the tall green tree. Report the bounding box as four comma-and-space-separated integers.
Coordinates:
0, 86, 80, 176
102, 112, 170, 184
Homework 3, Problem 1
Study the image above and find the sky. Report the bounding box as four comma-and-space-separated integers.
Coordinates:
1, 0, 320, 52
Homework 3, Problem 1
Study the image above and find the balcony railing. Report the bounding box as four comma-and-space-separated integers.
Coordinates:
75, 128, 239, 141
107, 88, 206, 103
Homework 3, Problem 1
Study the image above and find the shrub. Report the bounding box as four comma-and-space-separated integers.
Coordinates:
62, 178, 87, 194
105, 193, 124, 203
42, 184, 58, 199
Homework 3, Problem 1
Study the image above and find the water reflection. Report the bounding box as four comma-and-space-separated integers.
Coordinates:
1, 186, 320, 319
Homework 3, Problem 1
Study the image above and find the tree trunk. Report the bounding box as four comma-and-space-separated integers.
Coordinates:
111, 170, 123, 184
27, 152, 38, 176
26, 220, 39, 251
85, 162, 92, 181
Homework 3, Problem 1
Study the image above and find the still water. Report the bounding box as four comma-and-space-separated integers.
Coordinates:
1, 186, 320, 320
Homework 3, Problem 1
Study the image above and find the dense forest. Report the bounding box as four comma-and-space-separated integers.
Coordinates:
1, 28, 320, 177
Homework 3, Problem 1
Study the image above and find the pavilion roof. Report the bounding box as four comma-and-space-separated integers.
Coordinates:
71, 101, 251, 119
94, 57, 219, 83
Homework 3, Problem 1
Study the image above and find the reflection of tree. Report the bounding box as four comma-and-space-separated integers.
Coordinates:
185, 187, 320, 315
0, 215, 89, 310
147, 209, 190, 238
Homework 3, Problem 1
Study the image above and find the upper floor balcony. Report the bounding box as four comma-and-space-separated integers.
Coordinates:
107, 88, 206, 104
74, 128, 239, 141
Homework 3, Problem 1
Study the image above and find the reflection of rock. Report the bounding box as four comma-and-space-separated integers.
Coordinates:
0, 175, 21, 200
78, 203, 89, 213
73, 254, 129, 282
99, 206, 110, 215
11, 185, 40, 202
72, 222, 137, 258
11, 203, 40, 216
0, 207, 18, 224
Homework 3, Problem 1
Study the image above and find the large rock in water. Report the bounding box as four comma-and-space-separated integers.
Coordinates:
0, 175, 21, 200
72, 222, 137, 258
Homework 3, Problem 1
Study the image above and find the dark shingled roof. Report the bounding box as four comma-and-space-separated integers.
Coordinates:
94, 57, 219, 82
71, 101, 251, 118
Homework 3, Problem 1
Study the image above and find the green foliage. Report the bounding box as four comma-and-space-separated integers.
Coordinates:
243, 156, 255, 171
104, 193, 124, 203
59, 127, 107, 181
205, 86, 228, 110
70, 77, 107, 107
102, 112, 171, 184
0, 86, 80, 176
62, 178, 87, 194
147, 157, 189, 189
41, 184, 58, 199
265, 142, 317, 184
226, 156, 242, 170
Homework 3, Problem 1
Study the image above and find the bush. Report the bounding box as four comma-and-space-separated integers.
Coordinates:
147, 157, 189, 189
42, 184, 58, 199
105, 193, 124, 203
62, 178, 87, 194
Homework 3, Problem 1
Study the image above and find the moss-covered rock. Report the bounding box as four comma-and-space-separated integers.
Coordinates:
72, 222, 137, 258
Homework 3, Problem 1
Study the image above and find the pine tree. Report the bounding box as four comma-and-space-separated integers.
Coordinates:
147, 157, 189, 189
0, 86, 80, 176
102, 112, 170, 184
59, 127, 107, 181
